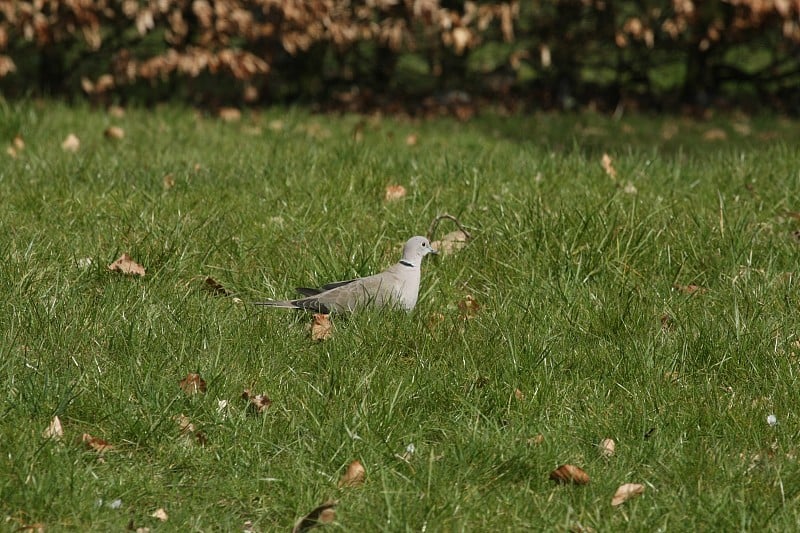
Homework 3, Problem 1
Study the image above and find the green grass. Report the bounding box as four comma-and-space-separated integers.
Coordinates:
2, 100, 800, 531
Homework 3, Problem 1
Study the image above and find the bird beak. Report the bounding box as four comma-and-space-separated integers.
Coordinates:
430, 247, 439, 255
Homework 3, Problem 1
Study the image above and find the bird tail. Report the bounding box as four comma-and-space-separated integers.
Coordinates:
253, 300, 300, 309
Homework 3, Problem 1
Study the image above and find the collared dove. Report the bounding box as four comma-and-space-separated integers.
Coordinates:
255, 236, 438, 313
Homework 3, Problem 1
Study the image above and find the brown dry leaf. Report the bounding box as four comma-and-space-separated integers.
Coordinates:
338, 459, 366, 488
703, 128, 727, 141
81, 433, 114, 453
179, 373, 207, 395
43, 415, 64, 440
405, 133, 418, 146
601, 153, 617, 179
611, 483, 645, 506
13, 134, 24, 150
175, 414, 207, 445
62, 133, 81, 152
107, 253, 146, 276
310, 313, 332, 342
292, 500, 337, 533
673, 283, 707, 295
599, 438, 615, 458
218, 107, 242, 122
426, 312, 445, 331
17, 524, 45, 533
151, 508, 168, 522
163, 173, 176, 189
527, 434, 545, 446
104, 126, 125, 140
203, 276, 232, 297
242, 389, 272, 414
384, 184, 407, 202
108, 106, 126, 118
431, 230, 469, 256
458, 294, 480, 318
514, 388, 525, 401
549, 464, 590, 485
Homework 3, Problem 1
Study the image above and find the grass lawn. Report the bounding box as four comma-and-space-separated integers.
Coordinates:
2, 100, 800, 531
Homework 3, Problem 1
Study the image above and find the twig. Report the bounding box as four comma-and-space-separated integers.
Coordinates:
427, 213, 472, 241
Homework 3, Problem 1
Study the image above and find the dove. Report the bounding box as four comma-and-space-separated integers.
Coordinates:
255, 236, 438, 313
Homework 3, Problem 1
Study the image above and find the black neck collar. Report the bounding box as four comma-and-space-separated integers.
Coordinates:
399, 260, 416, 268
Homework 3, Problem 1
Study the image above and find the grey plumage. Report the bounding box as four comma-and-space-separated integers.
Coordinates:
255, 236, 438, 313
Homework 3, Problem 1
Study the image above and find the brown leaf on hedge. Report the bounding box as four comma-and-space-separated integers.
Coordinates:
611, 483, 645, 506
107, 253, 146, 276
338, 459, 366, 488
179, 373, 207, 395
81, 433, 114, 453
384, 184, 407, 201
242, 389, 272, 414
292, 500, 337, 533
309, 313, 332, 341
549, 464, 590, 485
601, 153, 617, 179
62, 133, 81, 152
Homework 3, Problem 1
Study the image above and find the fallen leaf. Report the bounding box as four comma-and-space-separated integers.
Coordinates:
108, 105, 126, 118
599, 438, 615, 458
703, 128, 727, 141
310, 313, 332, 341
527, 434, 545, 446
426, 312, 445, 331
601, 153, 617, 179
431, 230, 469, 256
338, 459, 366, 488
660, 313, 674, 331
62, 133, 81, 152
622, 182, 637, 194
163, 173, 176, 189
457, 294, 480, 318
203, 276, 231, 297
549, 464, 590, 485
218, 107, 242, 122
81, 433, 114, 453
179, 373, 207, 395
514, 388, 525, 401
611, 483, 645, 506
384, 184, 407, 201
242, 389, 272, 414
43, 415, 63, 440
104, 126, 125, 140
151, 508, 168, 521
673, 283, 707, 295
405, 133, 418, 146
107, 253, 146, 276
18, 523, 46, 532
292, 500, 337, 533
